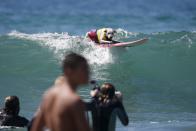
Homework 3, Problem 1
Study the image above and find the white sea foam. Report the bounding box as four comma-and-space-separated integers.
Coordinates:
8, 30, 116, 80
171, 34, 193, 48
8, 30, 113, 65
114, 28, 138, 40
150, 121, 159, 124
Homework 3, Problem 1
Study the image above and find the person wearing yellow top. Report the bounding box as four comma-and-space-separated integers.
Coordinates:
86, 28, 118, 44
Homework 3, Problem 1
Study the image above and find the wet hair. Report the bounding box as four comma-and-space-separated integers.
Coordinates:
98, 83, 115, 104
62, 52, 88, 73
4, 96, 20, 116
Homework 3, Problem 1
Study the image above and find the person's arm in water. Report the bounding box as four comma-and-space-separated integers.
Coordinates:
110, 91, 129, 125
116, 102, 129, 126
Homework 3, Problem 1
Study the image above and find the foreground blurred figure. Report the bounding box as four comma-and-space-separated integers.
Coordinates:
31, 53, 91, 131
0, 96, 29, 127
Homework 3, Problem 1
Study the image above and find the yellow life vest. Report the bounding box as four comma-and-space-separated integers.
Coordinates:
97, 28, 107, 43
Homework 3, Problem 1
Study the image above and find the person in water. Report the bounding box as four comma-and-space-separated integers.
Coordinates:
0, 96, 29, 127
86, 83, 129, 131
31, 53, 91, 131
86, 28, 118, 44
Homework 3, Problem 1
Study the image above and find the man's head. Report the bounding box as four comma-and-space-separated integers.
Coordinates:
4, 96, 20, 116
62, 52, 89, 87
106, 28, 116, 40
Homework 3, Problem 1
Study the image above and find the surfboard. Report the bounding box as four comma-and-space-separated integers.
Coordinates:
97, 38, 148, 48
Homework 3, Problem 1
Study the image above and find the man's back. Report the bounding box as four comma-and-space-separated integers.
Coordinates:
42, 86, 84, 130
31, 77, 91, 131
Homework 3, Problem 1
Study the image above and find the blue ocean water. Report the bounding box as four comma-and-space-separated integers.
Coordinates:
0, 0, 196, 131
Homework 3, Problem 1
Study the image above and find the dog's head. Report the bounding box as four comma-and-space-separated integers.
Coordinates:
106, 28, 116, 40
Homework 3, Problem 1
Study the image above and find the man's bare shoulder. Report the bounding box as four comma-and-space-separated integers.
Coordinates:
42, 76, 66, 98
42, 86, 58, 101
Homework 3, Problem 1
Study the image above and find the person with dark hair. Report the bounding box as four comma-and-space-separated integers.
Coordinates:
86, 83, 129, 131
0, 96, 29, 127
31, 52, 91, 131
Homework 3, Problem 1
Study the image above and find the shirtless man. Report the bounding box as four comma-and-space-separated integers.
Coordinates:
31, 53, 91, 131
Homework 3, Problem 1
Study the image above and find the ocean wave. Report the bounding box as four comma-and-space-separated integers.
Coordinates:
5, 30, 196, 82
7, 30, 113, 66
